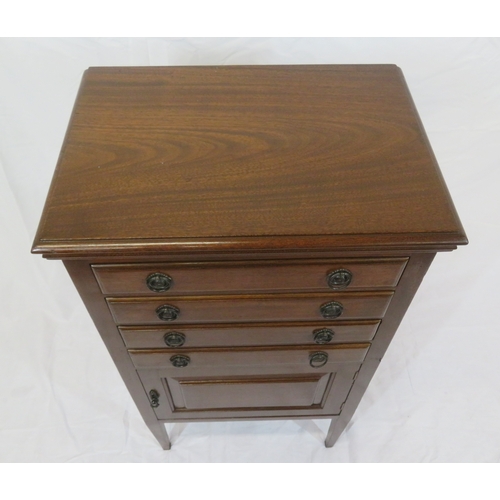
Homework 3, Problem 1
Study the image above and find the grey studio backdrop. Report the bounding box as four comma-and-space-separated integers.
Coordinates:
0, 38, 498, 462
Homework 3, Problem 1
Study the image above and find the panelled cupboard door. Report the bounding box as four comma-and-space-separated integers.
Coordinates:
139, 365, 362, 420
133, 344, 368, 420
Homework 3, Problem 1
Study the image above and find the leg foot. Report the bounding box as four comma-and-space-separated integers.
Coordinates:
325, 417, 343, 448
148, 421, 171, 450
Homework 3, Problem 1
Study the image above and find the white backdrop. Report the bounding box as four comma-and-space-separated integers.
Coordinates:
1, 38, 498, 463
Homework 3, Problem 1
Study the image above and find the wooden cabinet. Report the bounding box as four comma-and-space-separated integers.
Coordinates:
32, 65, 467, 449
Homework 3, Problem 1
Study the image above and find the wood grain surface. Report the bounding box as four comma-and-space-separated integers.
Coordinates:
133, 345, 367, 419
118, 320, 380, 348
138, 362, 361, 420
33, 66, 468, 449
32, 65, 467, 257
128, 343, 370, 369
107, 291, 393, 324
92, 258, 407, 295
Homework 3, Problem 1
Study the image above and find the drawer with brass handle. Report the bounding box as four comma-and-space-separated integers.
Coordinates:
129, 343, 370, 370
128, 342, 370, 373
118, 320, 381, 349
92, 258, 407, 295
107, 292, 394, 325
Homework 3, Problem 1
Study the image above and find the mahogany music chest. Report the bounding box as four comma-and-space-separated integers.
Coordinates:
32, 65, 467, 449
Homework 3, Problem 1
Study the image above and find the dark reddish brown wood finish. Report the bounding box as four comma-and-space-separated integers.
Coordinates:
118, 320, 381, 348
130, 343, 369, 418
325, 253, 436, 447
92, 258, 407, 295
106, 292, 393, 325
128, 344, 370, 370
137, 362, 362, 420
33, 66, 467, 450
63, 260, 171, 450
32, 65, 466, 258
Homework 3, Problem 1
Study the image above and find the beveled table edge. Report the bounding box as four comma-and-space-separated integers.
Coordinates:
31, 231, 468, 259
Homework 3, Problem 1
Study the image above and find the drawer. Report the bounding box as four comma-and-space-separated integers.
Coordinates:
119, 320, 380, 348
107, 292, 393, 325
129, 343, 370, 370
92, 258, 408, 295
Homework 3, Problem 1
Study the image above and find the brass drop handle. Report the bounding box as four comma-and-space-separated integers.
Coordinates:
164, 332, 186, 347
327, 269, 352, 289
156, 304, 180, 321
320, 301, 343, 319
149, 389, 160, 408
170, 354, 190, 368
309, 352, 328, 368
146, 272, 173, 292
313, 328, 335, 344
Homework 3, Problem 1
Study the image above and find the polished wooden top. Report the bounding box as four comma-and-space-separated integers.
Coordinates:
32, 65, 467, 257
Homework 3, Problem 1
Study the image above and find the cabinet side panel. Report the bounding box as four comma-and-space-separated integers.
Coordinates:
325, 252, 436, 447
63, 260, 170, 449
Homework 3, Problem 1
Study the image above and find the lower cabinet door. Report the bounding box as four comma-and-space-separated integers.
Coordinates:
133, 344, 368, 420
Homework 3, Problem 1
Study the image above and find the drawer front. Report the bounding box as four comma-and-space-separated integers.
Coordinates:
107, 292, 393, 325
93, 258, 407, 295
129, 344, 370, 370
119, 320, 380, 348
